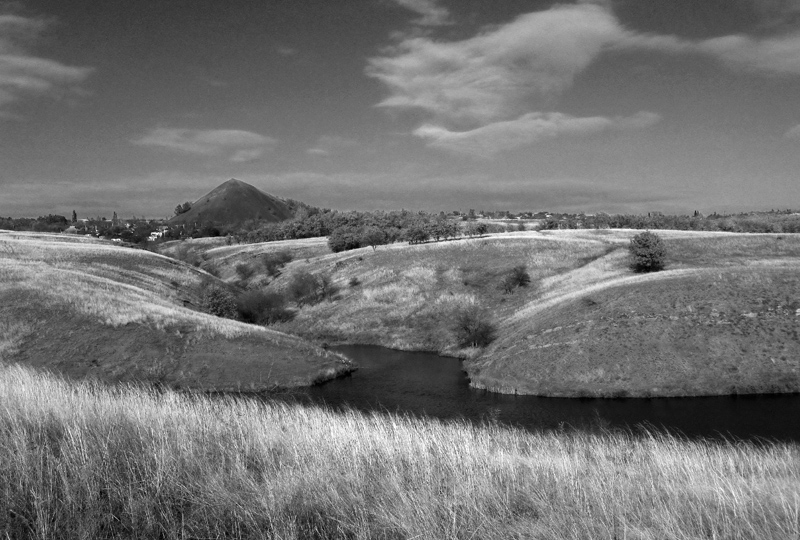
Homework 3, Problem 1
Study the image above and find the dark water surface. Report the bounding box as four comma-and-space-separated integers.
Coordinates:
279, 345, 800, 442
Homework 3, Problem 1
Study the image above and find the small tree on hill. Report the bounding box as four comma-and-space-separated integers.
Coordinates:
237, 290, 293, 325
628, 230, 666, 272
174, 202, 192, 216
201, 286, 237, 318
360, 226, 388, 251
452, 305, 497, 348
501, 264, 531, 293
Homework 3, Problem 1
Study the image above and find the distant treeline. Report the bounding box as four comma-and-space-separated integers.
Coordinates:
0, 214, 70, 233
233, 209, 497, 252
540, 210, 800, 233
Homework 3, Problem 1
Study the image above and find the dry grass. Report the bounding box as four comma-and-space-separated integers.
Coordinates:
0, 234, 259, 338
1, 363, 798, 539
266, 233, 613, 352
166, 230, 800, 396
0, 233, 352, 390
474, 264, 800, 397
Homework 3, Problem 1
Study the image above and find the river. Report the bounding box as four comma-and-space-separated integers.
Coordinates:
279, 345, 800, 442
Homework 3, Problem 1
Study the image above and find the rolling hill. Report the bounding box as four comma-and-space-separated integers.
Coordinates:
177, 228, 800, 397
0, 231, 352, 390
170, 178, 294, 226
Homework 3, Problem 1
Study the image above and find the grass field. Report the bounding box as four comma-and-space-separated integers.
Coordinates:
2, 363, 798, 539
191, 229, 800, 396
0, 231, 351, 390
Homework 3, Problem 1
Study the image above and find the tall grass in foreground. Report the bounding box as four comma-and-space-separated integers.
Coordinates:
1, 365, 798, 539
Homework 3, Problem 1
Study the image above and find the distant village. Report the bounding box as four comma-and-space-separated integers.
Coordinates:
3, 204, 800, 246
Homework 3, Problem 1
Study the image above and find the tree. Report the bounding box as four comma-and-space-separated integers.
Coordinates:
501, 264, 531, 293
452, 305, 497, 348
201, 286, 237, 318
404, 223, 430, 244
262, 250, 293, 277
71, 210, 77, 223
628, 230, 667, 272
236, 290, 293, 324
360, 226, 388, 251
174, 201, 192, 216
328, 226, 361, 253
289, 271, 321, 306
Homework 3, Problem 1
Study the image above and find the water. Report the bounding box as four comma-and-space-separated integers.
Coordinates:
280, 345, 800, 442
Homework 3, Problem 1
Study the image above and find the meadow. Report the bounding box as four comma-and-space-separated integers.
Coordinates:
179, 229, 800, 396
0, 231, 351, 390
2, 363, 798, 539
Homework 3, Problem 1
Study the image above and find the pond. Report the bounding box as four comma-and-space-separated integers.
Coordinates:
280, 345, 800, 442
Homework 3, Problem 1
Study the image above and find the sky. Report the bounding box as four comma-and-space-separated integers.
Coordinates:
3, 0, 800, 218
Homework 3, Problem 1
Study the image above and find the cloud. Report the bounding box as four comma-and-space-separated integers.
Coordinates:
0, 12, 92, 115
390, 0, 451, 26
371, 2, 800, 130
695, 33, 800, 74
785, 124, 800, 138
368, 4, 623, 127
746, 0, 800, 30
414, 111, 661, 157
276, 45, 298, 57
306, 135, 359, 156
133, 128, 277, 162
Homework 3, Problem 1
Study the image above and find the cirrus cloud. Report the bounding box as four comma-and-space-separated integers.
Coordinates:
306, 135, 360, 156
390, 0, 451, 27
0, 12, 93, 116
414, 111, 661, 158
132, 128, 277, 162
368, 3, 621, 127
370, 2, 800, 156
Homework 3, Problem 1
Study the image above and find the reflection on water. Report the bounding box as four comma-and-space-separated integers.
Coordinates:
277, 345, 800, 442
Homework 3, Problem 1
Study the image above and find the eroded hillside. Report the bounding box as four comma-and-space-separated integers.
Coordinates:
187, 229, 800, 397
0, 231, 351, 390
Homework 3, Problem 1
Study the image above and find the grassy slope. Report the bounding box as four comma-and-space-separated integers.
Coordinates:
187, 229, 800, 397
3, 364, 798, 539
0, 231, 351, 390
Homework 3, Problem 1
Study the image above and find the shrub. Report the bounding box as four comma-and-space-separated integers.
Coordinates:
262, 250, 293, 277
318, 275, 339, 300
349, 276, 360, 288
501, 264, 531, 293
201, 286, 237, 319
328, 226, 362, 253
173, 244, 201, 267
289, 271, 321, 306
201, 262, 220, 277
628, 231, 667, 272
237, 290, 293, 324
452, 305, 497, 348
235, 262, 254, 280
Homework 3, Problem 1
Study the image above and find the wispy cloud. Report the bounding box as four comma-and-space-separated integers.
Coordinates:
132, 128, 277, 162
415, 111, 661, 158
785, 123, 800, 138
371, 2, 800, 156
747, 0, 800, 30
306, 135, 359, 156
368, 4, 620, 127
616, 30, 800, 75
390, 0, 451, 26
276, 45, 298, 57
0, 12, 92, 115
